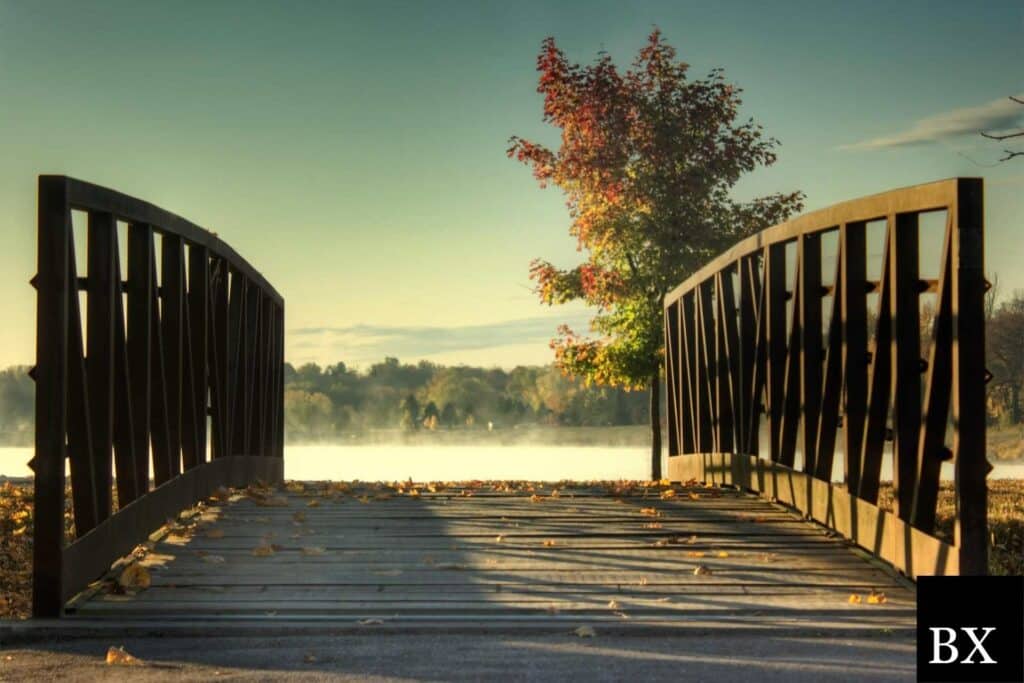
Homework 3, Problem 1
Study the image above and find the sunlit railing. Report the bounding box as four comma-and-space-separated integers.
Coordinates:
664, 178, 987, 577
32, 176, 285, 615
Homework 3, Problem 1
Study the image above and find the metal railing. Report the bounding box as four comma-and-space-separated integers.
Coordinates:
32, 176, 285, 615
664, 178, 987, 577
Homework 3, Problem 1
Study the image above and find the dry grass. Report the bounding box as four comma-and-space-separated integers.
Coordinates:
877, 479, 1024, 576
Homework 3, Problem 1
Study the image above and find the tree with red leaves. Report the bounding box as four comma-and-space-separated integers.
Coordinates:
509, 30, 804, 478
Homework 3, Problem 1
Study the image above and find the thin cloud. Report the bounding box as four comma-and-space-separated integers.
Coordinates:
839, 95, 1024, 151
288, 312, 596, 367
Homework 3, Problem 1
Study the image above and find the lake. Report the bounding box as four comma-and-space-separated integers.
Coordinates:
2, 445, 1023, 482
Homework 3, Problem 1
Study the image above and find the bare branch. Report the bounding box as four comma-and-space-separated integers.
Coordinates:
980, 130, 1024, 141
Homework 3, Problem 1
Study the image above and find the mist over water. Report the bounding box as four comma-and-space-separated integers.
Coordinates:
2, 446, 1022, 482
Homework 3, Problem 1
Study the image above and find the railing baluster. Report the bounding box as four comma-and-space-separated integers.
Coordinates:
33, 176, 71, 617
953, 178, 987, 575
841, 222, 868, 491
912, 218, 953, 531
765, 243, 787, 463
858, 218, 894, 503
127, 224, 153, 495
189, 246, 210, 464
111, 239, 139, 506
891, 212, 921, 520
665, 302, 680, 456
161, 234, 184, 476
86, 211, 117, 520
800, 233, 823, 474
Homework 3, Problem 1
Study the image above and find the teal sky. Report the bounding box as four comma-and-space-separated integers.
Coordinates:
1, 0, 1021, 369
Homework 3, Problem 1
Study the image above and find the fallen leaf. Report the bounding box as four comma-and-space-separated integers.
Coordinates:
688, 492, 701, 500
495, 534, 505, 543
542, 539, 557, 547
105, 646, 143, 666
118, 564, 151, 590
687, 551, 706, 558
867, 591, 888, 605
252, 544, 276, 557
660, 490, 676, 500
607, 600, 620, 609
693, 565, 712, 576
716, 551, 730, 558
529, 494, 543, 503
643, 522, 663, 529
848, 594, 863, 604
640, 507, 660, 516
306, 499, 320, 508
573, 625, 596, 638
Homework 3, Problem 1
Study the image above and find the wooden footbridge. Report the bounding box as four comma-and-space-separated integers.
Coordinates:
21, 176, 988, 635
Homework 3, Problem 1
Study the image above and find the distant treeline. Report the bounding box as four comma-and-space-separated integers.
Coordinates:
0, 359, 649, 446
284, 358, 648, 442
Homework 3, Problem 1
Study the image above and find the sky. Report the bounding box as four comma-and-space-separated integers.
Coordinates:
0, 0, 1021, 370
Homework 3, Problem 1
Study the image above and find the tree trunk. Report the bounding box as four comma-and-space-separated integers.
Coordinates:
650, 372, 662, 481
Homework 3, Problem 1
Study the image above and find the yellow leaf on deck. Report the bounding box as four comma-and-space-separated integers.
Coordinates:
306, 499, 320, 508
607, 600, 620, 609
848, 594, 863, 604
495, 534, 505, 543
686, 551, 706, 558
658, 479, 671, 487
716, 551, 730, 558
688, 492, 701, 500
542, 539, 556, 547
106, 646, 142, 666
643, 522, 662, 529
640, 507, 659, 516
118, 564, 151, 589
574, 625, 596, 638
252, 544, 275, 557
867, 591, 887, 604
693, 565, 712, 576
529, 494, 543, 503
12, 526, 26, 537
660, 490, 676, 499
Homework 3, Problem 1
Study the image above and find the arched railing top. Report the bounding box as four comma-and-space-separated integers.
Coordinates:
663, 177, 987, 579
58, 176, 283, 305
665, 177, 972, 305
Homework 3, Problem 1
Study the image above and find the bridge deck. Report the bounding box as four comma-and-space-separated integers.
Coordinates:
68, 482, 915, 633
